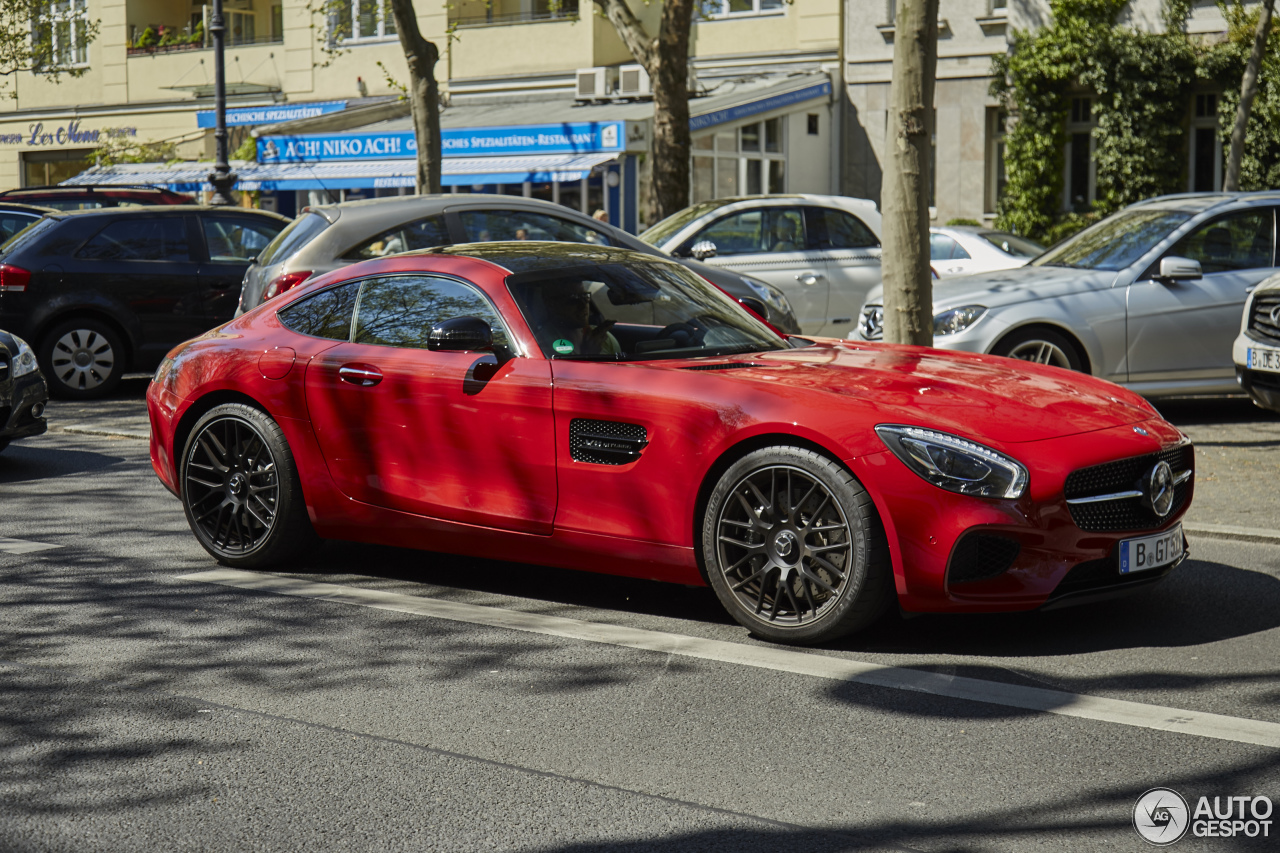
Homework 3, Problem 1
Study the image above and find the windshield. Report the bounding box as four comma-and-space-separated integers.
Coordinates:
978, 230, 1044, 258
507, 257, 786, 361
638, 201, 727, 248
1032, 209, 1193, 271
257, 211, 329, 266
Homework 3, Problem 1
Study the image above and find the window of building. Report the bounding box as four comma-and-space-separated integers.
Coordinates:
691, 117, 785, 203
698, 0, 784, 18
1064, 96, 1095, 212
1190, 93, 1221, 193
984, 108, 1007, 215
331, 0, 397, 42
38, 0, 90, 67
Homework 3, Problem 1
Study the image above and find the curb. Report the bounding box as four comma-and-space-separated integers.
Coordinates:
1184, 522, 1280, 545
50, 425, 150, 441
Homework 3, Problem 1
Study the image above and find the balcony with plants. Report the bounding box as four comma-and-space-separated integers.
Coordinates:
126, 0, 283, 55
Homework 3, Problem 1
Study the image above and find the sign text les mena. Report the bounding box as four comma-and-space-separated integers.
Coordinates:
258, 122, 622, 163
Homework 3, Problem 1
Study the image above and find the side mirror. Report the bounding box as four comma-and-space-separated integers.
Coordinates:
738, 296, 768, 318
690, 240, 718, 261
428, 315, 493, 352
1156, 255, 1203, 282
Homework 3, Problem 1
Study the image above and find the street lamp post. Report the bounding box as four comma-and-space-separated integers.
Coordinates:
207, 0, 236, 205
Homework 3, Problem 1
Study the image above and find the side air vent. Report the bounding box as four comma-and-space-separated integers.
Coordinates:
570, 418, 648, 465
947, 533, 1021, 585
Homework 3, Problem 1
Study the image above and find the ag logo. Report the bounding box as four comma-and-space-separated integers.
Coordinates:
1134, 787, 1190, 845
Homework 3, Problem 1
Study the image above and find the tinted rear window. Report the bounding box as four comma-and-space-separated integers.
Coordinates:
258, 211, 330, 266
0, 216, 55, 255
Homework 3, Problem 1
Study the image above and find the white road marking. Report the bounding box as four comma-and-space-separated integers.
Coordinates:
0, 537, 62, 554
179, 568, 1280, 750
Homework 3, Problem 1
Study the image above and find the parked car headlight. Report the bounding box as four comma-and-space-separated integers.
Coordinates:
933, 305, 986, 337
743, 277, 793, 315
875, 425, 1028, 499
10, 335, 38, 378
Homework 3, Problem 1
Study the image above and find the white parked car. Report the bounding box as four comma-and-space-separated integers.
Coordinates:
1232, 270, 1280, 411
640, 194, 882, 337
930, 226, 1044, 278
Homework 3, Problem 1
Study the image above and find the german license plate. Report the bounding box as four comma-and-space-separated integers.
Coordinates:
1119, 524, 1184, 574
1248, 345, 1280, 373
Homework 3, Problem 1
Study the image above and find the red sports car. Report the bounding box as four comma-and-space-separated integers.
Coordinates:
148, 244, 1194, 644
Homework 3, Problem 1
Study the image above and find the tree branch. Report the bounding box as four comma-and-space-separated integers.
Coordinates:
591, 0, 655, 72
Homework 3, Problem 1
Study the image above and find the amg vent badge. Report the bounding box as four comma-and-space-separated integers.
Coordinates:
569, 419, 648, 465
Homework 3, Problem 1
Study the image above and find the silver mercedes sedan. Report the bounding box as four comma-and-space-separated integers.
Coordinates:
854, 191, 1280, 398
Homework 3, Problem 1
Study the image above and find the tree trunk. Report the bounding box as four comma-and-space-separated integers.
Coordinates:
593, 0, 694, 225
1224, 0, 1275, 192
388, 0, 442, 194
880, 0, 938, 347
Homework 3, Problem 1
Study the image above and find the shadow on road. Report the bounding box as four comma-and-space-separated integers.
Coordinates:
0, 441, 126, 484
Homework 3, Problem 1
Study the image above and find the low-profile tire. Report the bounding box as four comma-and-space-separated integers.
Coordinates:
991, 327, 1085, 372
181, 403, 317, 568
701, 446, 893, 645
39, 318, 126, 399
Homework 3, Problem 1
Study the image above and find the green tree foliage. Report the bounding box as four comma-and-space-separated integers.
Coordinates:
1202, 1, 1280, 189
0, 0, 101, 98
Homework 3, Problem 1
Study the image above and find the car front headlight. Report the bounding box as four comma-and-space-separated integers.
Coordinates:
10, 335, 38, 378
875, 425, 1028, 499
742, 277, 792, 315
933, 305, 986, 337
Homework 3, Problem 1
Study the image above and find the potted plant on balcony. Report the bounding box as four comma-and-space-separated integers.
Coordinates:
135, 26, 159, 50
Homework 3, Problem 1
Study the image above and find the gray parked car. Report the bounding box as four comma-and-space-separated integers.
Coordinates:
237, 195, 800, 333
639, 194, 883, 337
854, 191, 1280, 398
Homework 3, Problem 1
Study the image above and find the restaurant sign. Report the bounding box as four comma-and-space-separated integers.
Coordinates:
0, 122, 138, 146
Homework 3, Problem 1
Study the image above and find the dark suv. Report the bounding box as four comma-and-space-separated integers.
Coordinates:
0, 327, 48, 453
0, 185, 192, 211
0, 206, 289, 398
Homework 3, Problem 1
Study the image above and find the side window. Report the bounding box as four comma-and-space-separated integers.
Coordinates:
689, 210, 764, 255
812, 208, 879, 250
203, 216, 284, 262
342, 214, 450, 260
1170, 210, 1275, 274
457, 210, 609, 245
929, 233, 969, 260
0, 213, 38, 242
277, 281, 360, 340
76, 217, 191, 262
352, 275, 510, 350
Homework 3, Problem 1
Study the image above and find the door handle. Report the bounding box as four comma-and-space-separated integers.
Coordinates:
795, 271, 827, 285
338, 364, 383, 386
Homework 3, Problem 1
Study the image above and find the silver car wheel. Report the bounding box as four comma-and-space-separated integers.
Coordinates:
51, 328, 116, 391
1004, 339, 1073, 368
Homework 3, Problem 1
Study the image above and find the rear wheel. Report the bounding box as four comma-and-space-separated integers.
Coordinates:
992, 327, 1085, 372
181, 403, 317, 567
701, 446, 893, 644
39, 318, 125, 399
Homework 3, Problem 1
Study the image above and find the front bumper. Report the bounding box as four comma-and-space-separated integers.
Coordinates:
1236, 365, 1280, 413
1, 371, 49, 441
849, 417, 1193, 614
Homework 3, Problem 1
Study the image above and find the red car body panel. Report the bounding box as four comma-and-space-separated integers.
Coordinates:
149, 252, 1194, 611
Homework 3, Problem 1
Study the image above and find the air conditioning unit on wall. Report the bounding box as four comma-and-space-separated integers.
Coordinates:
575, 67, 618, 101
618, 64, 650, 98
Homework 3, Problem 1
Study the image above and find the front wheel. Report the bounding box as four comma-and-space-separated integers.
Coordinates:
992, 327, 1085, 372
701, 446, 893, 644
39, 318, 126, 399
181, 403, 317, 567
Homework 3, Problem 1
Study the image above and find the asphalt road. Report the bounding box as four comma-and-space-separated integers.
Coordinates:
1, 384, 1278, 852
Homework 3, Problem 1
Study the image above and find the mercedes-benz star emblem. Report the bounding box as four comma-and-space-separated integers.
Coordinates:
1144, 461, 1175, 517
1271, 304, 1280, 325
1133, 426, 1149, 436
773, 530, 798, 561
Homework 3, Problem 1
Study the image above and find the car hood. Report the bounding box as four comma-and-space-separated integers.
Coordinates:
862, 264, 1118, 311
652, 340, 1157, 445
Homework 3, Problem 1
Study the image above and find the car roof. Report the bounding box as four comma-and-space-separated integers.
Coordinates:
1129, 190, 1280, 214
0, 184, 186, 197
426, 241, 668, 275
47, 205, 290, 221
0, 202, 55, 215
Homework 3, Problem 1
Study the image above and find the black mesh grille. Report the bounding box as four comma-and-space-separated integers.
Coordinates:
681, 363, 765, 371
569, 419, 648, 465
1064, 444, 1193, 532
1050, 556, 1175, 600
947, 534, 1021, 585
1249, 292, 1280, 345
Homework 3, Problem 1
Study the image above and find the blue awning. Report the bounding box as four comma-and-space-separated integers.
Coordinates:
63, 151, 619, 192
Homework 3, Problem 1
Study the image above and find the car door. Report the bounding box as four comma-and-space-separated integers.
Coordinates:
197, 212, 287, 328
679, 206, 829, 333
806, 206, 883, 336
73, 214, 204, 358
1126, 208, 1276, 386
302, 273, 557, 534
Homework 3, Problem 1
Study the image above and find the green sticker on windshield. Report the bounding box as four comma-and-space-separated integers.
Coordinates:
552, 338, 575, 354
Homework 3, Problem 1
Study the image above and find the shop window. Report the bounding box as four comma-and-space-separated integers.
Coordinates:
330, 0, 397, 42
807, 114, 819, 135
690, 117, 786, 203
1065, 96, 1095, 212
353, 275, 510, 350
1190, 93, 1221, 193
36, 0, 90, 67
984, 108, 1006, 215
22, 149, 91, 188
697, 0, 784, 18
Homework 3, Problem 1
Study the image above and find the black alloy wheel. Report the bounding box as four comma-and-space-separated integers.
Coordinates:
181, 403, 316, 567
702, 446, 892, 644
39, 318, 126, 399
